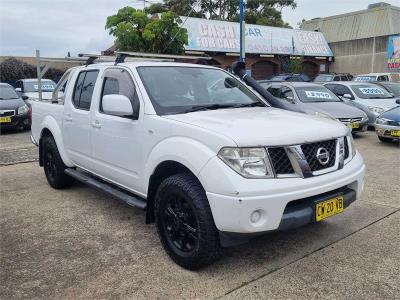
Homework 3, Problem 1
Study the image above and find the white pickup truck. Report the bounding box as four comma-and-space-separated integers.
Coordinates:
31, 61, 365, 270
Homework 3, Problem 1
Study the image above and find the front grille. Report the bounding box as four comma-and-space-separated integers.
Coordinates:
301, 140, 336, 171
268, 147, 294, 175
0, 110, 15, 117
344, 137, 349, 159
338, 117, 362, 123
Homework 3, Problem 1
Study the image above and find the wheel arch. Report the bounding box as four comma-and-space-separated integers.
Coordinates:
146, 160, 204, 224
39, 117, 73, 167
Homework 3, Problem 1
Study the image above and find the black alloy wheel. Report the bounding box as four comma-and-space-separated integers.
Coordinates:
160, 191, 200, 255
155, 173, 222, 270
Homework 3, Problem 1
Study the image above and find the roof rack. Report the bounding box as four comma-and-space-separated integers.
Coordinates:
114, 51, 212, 64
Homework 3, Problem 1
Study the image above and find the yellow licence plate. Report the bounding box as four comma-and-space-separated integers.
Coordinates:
351, 123, 360, 129
0, 116, 12, 123
390, 130, 400, 137
316, 196, 344, 222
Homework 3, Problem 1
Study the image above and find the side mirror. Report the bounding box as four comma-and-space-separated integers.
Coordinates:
15, 87, 22, 93
224, 77, 238, 88
342, 93, 353, 100
102, 94, 134, 117
22, 95, 29, 100
285, 96, 295, 103
396, 99, 400, 105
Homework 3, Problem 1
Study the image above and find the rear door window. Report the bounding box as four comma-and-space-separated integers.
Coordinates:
72, 70, 99, 110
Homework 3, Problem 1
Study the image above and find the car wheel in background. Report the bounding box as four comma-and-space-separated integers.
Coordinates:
42, 136, 74, 189
155, 173, 222, 270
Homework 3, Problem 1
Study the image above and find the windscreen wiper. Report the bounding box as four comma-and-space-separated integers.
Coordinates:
182, 104, 240, 113
231, 102, 265, 108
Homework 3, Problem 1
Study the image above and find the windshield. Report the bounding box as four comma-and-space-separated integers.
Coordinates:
314, 75, 334, 82
379, 83, 400, 96
24, 80, 56, 92
137, 66, 265, 115
351, 84, 393, 99
354, 76, 376, 82
295, 86, 340, 102
0, 86, 19, 100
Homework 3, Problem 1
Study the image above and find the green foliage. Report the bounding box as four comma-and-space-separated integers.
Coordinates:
0, 58, 64, 82
105, 7, 188, 54
146, 0, 296, 28
287, 57, 304, 73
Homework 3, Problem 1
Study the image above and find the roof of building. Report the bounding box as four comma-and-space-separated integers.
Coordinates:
302, 4, 400, 43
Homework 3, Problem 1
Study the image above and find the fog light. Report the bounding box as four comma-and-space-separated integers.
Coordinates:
250, 210, 262, 223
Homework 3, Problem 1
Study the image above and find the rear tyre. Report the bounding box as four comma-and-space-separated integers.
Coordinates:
378, 136, 393, 143
42, 136, 74, 189
155, 173, 222, 270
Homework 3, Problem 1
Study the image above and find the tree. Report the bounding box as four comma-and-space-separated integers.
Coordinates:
105, 7, 188, 54
0, 58, 64, 82
146, 0, 296, 28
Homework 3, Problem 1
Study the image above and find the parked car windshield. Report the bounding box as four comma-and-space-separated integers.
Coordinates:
378, 83, 400, 97
353, 76, 376, 82
294, 86, 340, 103
0, 85, 19, 100
137, 66, 265, 115
314, 75, 334, 82
23, 80, 56, 92
351, 84, 393, 99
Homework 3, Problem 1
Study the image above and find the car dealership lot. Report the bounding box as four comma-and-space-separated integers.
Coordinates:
0, 131, 399, 299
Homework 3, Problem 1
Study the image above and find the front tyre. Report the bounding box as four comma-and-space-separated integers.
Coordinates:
155, 173, 221, 270
42, 136, 74, 189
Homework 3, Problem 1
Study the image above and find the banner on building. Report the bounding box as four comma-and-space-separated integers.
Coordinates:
182, 17, 333, 57
386, 35, 400, 71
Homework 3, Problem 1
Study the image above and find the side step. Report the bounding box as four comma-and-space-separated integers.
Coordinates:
64, 168, 146, 209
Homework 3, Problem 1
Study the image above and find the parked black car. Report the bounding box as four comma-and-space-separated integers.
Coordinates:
267, 73, 311, 82
0, 83, 30, 131
313, 73, 353, 82
371, 81, 400, 97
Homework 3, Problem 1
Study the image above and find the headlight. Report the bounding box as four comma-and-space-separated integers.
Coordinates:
361, 112, 368, 121
375, 117, 389, 125
18, 105, 29, 114
314, 111, 335, 120
367, 106, 384, 114
218, 147, 274, 178
348, 133, 356, 158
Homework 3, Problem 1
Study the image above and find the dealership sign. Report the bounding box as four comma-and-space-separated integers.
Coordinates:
386, 35, 400, 71
182, 17, 333, 57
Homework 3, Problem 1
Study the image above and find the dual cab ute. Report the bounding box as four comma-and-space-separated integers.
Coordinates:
31, 61, 366, 269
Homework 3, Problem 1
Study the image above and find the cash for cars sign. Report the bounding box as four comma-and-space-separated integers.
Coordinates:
182, 17, 333, 57
386, 35, 400, 71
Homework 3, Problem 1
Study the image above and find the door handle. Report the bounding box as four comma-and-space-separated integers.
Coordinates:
65, 114, 72, 122
92, 120, 101, 128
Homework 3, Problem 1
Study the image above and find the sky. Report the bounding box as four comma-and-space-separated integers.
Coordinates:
1, 0, 399, 57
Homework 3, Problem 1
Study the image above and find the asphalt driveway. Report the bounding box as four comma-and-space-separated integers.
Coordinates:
0, 130, 399, 299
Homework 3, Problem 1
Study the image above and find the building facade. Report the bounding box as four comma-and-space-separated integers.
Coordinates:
302, 3, 400, 75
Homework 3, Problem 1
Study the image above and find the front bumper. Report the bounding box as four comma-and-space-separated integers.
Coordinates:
200, 152, 365, 234
340, 120, 368, 133
375, 123, 400, 139
0, 113, 29, 129
219, 186, 356, 246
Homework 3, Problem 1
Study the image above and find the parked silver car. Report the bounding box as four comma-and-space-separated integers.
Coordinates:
323, 81, 399, 126
259, 81, 368, 132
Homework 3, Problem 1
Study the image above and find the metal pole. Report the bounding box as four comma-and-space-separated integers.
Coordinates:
239, 0, 244, 62
36, 50, 42, 102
